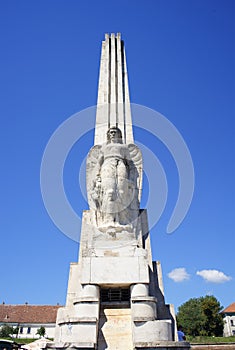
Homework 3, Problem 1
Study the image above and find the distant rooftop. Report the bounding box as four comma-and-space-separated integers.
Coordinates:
222, 302, 235, 314
0, 304, 61, 324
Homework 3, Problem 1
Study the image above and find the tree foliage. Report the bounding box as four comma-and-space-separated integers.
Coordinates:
36, 326, 46, 337
0, 324, 18, 337
177, 295, 224, 337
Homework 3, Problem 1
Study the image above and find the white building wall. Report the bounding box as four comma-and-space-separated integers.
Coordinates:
223, 315, 235, 337
0, 323, 56, 339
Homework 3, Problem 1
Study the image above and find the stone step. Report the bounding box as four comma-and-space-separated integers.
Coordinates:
191, 344, 235, 350
97, 307, 133, 350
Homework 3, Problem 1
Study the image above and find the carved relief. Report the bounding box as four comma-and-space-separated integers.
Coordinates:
86, 127, 142, 233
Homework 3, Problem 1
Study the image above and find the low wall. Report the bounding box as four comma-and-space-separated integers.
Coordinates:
191, 344, 235, 350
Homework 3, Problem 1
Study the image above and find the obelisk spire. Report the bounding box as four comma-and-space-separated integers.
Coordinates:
95, 33, 134, 145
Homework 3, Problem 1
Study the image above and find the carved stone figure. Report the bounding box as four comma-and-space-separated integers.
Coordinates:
86, 127, 142, 232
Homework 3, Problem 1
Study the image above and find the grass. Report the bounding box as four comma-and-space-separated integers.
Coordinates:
187, 335, 235, 344
1, 338, 53, 344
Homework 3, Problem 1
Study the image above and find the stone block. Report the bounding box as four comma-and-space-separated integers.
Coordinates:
132, 296, 157, 321
65, 263, 83, 307
73, 303, 99, 319
56, 321, 98, 344
133, 320, 172, 343
131, 283, 149, 297
81, 256, 149, 284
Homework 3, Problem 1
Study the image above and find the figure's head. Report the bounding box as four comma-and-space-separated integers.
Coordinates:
107, 127, 122, 143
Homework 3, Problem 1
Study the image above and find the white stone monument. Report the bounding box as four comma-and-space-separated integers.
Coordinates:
49, 33, 191, 350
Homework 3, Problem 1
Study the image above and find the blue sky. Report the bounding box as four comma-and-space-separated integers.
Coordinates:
0, 0, 234, 312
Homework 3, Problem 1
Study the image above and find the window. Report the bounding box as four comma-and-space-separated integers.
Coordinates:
20, 327, 23, 334
101, 287, 130, 303
231, 320, 234, 326
27, 327, 31, 334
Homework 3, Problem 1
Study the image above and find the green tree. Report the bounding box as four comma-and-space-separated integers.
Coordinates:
36, 326, 46, 337
0, 324, 14, 337
12, 326, 19, 337
177, 295, 224, 337
177, 297, 206, 336
201, 295, 224, 336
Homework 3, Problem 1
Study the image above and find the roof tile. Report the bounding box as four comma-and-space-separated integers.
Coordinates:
222, 302, 235, 314
0, 305, 61, 324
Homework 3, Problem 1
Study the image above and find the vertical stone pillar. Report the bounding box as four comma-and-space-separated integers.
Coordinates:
95, 33, 133, 145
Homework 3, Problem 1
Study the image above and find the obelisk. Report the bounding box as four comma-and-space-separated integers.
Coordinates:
95, 32, 133, 145
50, 33, 190, 350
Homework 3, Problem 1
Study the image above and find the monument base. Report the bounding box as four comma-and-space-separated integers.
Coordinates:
47, 342, 96, 350
49, 209, 188, 349
135, 342, 191, 350
46, 341, 191, 350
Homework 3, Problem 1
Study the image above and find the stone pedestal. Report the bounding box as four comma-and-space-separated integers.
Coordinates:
48, 209, 190, 350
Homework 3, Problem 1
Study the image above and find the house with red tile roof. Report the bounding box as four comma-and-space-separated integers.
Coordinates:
0, 304, 61, 339
221, 302, 235, 337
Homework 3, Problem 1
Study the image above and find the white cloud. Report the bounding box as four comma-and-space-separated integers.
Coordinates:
168, 267, 190, 282
196, 269, 232, 283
